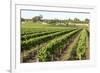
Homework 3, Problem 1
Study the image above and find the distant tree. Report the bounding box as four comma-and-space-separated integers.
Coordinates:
32, 15, 43, 22
68, 18, 73, 23
84, 18, 89, 24
65, 20, 69, 26
74, 18, 80, 23
54, 19, 59, 24
21, 18, 25, 22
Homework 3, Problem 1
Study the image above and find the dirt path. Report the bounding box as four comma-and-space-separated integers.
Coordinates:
86, 32, 90, 59
60, 32, 80, 61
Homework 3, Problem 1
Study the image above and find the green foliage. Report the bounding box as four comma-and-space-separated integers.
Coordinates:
21, 29, 75, 51
76, 29, 88, 60
38, 29, 80, 61
21, 30, 59, 41
21, 20, 89, 62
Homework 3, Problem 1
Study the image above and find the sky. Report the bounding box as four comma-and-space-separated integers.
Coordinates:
21, 10, 90, 21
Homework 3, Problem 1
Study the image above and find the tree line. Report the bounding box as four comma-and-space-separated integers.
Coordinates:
21, 15, 90, 25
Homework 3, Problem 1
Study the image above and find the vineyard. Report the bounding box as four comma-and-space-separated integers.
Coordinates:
21, 21, 89, 63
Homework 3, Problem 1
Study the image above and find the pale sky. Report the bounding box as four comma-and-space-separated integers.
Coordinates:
21, 10, 90, 20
